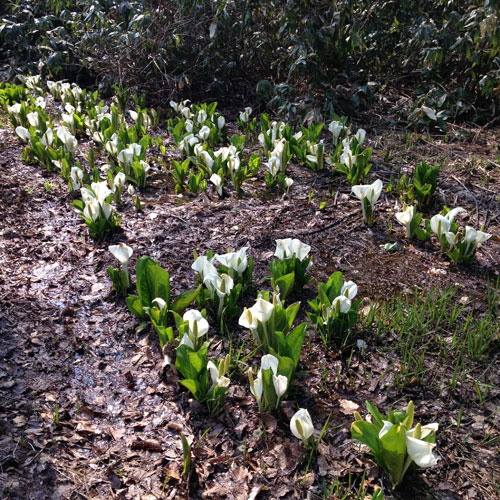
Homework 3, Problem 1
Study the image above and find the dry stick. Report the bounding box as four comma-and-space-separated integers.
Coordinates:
299, 209, 362, 236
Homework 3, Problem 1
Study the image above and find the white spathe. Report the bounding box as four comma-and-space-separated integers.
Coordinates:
290, 408, 314, 441
341, 280, 358, 300
430, 214, 451, 238
332, 295, 351, 314
351, 179, 383, 207
109, 242, 133, 265
215, 247, 248, 276
183, 309, 209, 339
274, 238, 311, 261
261, 354, 279, 375
191, 255, 217, 282
395, 205, 415, 238
464, 226, 491, 245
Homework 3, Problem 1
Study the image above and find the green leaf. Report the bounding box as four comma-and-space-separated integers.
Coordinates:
286, 322, 307, 366
180, 378, 201, 400
171, 286, 201, 314
181, 433, 191, 476
276, 354, 295, 382
71, 199, 85, 211
154, 325, 174, 347
261, 367, 277, 410
365, 401, 384, 427
175, 345, 200, 380
275, 272, 295, 300
135, 256, 171, 310
326, 271, 343, 301
351, 420, 384, 464
379, 424, 407, 485
284, 301, 300, 329
126, 295, 145, 318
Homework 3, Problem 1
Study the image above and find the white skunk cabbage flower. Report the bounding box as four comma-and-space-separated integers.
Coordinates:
215, 247, 248, 276
197, 109, 207, 124
430, 214, 451, 238
341, 280, 358, 300
183, 309, 209, 344
198, 125, 210, 141
15, 126, 31, 142
210, 173, 223, 197
267, 156, 281, 177
192, 255, 217, 282
340, 149, 357, 168
273, 374, 288, 400
113, 172, 126, 192
406, 423, 439, 468
274, 238, 311, 261
27, 112, 40, 128
207, 361, 230, 388
290, 408, 314, 441
354, 128, 366, 145
464, 226, 491, 246
395, 205, 415, 238
70, 166, 84, 191
109, 243, 133, 288
332, 295, 352, 314
239, 107, 252, 123
328, 121, 343, 145
56, 127, 78, 153
351, 179, 383, 223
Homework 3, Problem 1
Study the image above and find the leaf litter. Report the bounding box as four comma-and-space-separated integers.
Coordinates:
0, 116, 499, 500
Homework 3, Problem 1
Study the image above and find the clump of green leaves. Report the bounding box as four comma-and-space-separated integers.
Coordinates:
126, 256, 200, 346
331, 130, 372, 185
248, 353, 294, 412
351, 401, 439, 486
430, 207, 491, 264
71, 181, 121, 239
307, 272, 360, 346
176, 346, 230, 414
238, 293, 307, 363
270, 238, 312, 300
394, 205, 430, 240
398, 161, 440, 206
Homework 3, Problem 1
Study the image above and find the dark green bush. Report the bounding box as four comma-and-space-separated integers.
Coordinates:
1, 0, 499, 123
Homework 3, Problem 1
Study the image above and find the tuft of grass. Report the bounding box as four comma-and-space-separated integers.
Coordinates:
365, 286, 498, 390
320, 470, 384, 500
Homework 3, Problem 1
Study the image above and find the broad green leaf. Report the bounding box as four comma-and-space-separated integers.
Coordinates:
126, 295, 145, 318
365, 401, 384, 427
379, 424, 407, 485
326, 271, 343, 300
187, 350, 206, 375
282, 322, 307, 367
176, 345, 200, 380
351, 420, 384, 464
284, 301, 300, 329
275, 272, 295, 300
276, 355, 294, 381
261, 367, 277, 409
180, 379, 200, 400
171, 286, 201, 314
136, 256, 170, 310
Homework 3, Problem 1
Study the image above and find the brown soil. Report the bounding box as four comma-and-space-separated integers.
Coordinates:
0, 112, 499, 500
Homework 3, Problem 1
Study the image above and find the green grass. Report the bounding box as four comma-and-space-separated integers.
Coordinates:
319, 470, 384, 500
364, 285, 498, 391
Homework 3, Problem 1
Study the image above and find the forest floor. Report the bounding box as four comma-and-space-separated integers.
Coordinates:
0, 105, 499, 500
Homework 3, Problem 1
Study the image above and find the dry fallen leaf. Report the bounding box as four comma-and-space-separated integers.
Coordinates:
339, 399, 360, 415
